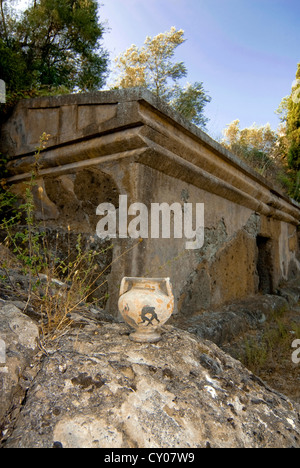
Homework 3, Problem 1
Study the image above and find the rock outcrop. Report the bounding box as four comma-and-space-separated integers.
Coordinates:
1, 301, 300, 448
0, 302, 39, 426
171, 294, 292, 347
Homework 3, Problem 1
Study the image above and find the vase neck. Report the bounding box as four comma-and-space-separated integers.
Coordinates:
132, 281, 160, 291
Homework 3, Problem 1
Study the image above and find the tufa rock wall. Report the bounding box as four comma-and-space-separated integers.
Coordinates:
1, 88, 300, 317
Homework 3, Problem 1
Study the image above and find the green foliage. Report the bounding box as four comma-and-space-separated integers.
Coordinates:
0, 37, 31, 93
0, 0, 109, 116
221, 120, 280, 179
171, 82, 212, 128
113, 27, 211, 129
18, 0, 108, 90
286, 66, 300, 177
114, 27, 186, 98
276, 63, 300, 201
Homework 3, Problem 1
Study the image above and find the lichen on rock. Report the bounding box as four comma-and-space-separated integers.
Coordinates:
1, 305, 299, 448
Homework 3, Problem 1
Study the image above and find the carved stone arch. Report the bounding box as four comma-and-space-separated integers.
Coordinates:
43, 167, 120, 232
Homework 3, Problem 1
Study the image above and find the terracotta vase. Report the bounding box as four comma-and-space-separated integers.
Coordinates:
118, 277, 174, 343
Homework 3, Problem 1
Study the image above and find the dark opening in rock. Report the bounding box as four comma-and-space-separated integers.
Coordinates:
256, 236, 274, 294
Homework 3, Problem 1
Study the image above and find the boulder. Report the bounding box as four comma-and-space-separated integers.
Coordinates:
2, 316, 300, 448
171, 295, 289, 346
0, 301, 39, 429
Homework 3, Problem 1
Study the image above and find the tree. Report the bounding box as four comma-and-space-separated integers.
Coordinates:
222, 120, 280, 179
113, 27, 211, 129
0, 0, 109, 107
223, 120, 278, 155
171, 82, 212, 128
114, 27, 186, 99
0, 0, 8, 45
276, 63, 300, 200
286, 64, 300, 171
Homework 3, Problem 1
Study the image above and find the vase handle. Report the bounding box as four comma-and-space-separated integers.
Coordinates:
119, 277, 131, 297
164, 278, 173, 298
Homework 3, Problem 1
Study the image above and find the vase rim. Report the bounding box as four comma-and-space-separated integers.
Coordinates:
123, 277, 170, 282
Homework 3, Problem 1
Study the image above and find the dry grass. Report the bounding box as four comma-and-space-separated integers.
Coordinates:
237, 305, 300, 402
0, 235, 143, 344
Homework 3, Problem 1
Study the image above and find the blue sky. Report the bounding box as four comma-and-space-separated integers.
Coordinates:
100, 0, 300, 138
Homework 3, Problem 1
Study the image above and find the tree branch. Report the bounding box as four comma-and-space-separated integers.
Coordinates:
0, 0, 9, 45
